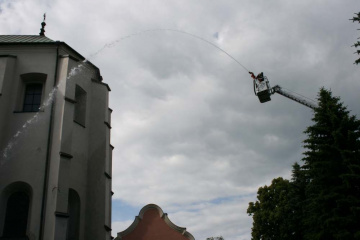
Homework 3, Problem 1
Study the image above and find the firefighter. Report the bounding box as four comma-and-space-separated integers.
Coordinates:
249, 72, 264, 82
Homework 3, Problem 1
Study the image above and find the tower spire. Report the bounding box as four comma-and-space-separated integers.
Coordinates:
39, 13, 46, 36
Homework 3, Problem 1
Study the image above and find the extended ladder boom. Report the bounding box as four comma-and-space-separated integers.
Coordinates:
271, 85, 317, 110
250, 72, 318, 110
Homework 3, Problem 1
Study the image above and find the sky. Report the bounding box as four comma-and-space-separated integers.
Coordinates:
1, 1, 360, 239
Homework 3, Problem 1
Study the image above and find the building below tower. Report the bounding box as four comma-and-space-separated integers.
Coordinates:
0, 34, 113, 240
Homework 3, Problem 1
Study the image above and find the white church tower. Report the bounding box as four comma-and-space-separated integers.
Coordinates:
0, 19, 113, 240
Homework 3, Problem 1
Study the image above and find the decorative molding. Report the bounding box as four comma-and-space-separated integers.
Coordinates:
116, 204, 195, 240
55, 211, 69, 218
13, 110, 45, 113
0, 54, 17, 58
117, 216, 141, 239
162, 213, 187, 234
138, 204, 164, 219
104, 172, 112, 179
183, 231, 195, 240
91, 78, 111, 91
59, 152, 73, 159
104, 225, 112, 232
64, 97, 77, 104
104, 121, 112, 129
74, 120, 86, 128
59, 54, 80, 62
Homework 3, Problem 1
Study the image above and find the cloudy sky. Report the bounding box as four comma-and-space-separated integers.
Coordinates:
1, 0, 360, 239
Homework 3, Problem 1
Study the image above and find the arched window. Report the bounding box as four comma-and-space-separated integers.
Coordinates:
2, 191, 30, 238
67, 189, 80, 240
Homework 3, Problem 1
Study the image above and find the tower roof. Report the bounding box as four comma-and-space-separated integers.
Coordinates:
0, 35, 54, 43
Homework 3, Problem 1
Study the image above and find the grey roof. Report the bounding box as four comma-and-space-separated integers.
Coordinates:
0, 35, 55, 43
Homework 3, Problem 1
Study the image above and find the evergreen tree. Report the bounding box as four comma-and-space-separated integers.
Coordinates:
288, 162, 308, 239
248, 89, 360, 240
302, 88, 360, 240
350, 12, 360, 65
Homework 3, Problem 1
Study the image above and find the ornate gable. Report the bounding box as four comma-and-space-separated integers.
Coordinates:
116, 204, 195, 240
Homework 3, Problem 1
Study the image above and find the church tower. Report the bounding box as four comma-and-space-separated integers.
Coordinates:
0, 24, 113, 240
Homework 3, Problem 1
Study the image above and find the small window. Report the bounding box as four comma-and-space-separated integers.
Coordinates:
23, 83, 43, 112
74, 85, 87, 127
67, 189, 80, 240
18, 73, 47, 113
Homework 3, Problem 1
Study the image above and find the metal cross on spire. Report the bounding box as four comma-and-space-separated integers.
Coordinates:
39, 13, 46, 36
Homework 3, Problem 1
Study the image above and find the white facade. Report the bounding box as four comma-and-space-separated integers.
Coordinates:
0, 36, 113, 240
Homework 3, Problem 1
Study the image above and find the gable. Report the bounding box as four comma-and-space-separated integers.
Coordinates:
116, 204, 194, 240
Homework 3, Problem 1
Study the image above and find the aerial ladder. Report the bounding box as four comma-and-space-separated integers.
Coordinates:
249, 72, 318, 109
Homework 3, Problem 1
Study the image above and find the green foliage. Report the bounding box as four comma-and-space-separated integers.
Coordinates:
248, 89, 360, 240
288, 162, 307, 239
247, 177, 296, 240
302, 88, 360, 240
350, 12, 360, 22
350, 12, 360, 64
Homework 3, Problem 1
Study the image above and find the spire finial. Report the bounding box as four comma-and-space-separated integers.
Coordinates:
39, 13, 46, 36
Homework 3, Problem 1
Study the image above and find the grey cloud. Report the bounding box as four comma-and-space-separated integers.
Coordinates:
2, 1, 360, 240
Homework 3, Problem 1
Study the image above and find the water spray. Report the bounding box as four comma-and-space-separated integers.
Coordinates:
1, 29, 249, 162
88, 28, 251, 73
0, 63, 85, 163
